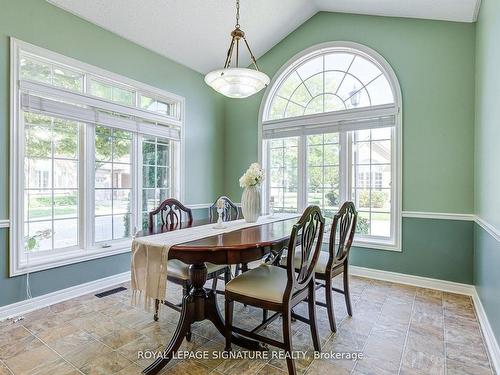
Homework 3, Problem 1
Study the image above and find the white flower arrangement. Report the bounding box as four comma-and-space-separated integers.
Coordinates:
239, 162, 265, 188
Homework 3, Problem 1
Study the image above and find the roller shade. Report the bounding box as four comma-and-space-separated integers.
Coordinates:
20, 81, 181, 141
262, 104, 398, 139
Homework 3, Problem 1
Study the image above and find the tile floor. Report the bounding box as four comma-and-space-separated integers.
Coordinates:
0, 275, 495, 375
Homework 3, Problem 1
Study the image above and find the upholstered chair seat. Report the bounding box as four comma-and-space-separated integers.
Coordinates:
167, 260, 228, 280
280, 250, 344, 276
225, 264, 288, 303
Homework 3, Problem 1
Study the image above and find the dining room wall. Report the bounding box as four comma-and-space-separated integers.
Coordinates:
223, 12, 476, 283
473, 0, 500, 345
0, 0, 224, 307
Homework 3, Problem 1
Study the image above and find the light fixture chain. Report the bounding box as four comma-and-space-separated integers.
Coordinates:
235, 0, 240, 28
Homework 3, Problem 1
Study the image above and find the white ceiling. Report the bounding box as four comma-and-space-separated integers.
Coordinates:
47, 0, 481, 74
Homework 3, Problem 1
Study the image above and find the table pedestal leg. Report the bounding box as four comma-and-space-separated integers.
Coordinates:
142, 263, 264, 375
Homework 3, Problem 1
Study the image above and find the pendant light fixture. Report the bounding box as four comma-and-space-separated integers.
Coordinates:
204, 0, 270, 98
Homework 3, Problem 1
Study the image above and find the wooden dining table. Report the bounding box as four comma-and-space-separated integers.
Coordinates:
136, 215, 300, 375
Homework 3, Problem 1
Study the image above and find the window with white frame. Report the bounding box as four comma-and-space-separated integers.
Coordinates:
10, 39, 184, 275
261, 42, 401, 249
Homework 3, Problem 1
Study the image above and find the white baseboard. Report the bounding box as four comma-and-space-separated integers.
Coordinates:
472, 290, 500, 374
1, 266, 497, 373
350, 265, 499, 373
0, 271, 130, 321
350, 266, 475, 295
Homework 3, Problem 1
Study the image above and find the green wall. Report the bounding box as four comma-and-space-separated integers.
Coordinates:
474, 0, 500, 344
0, 3, 487, 315
224, 12, 476, 214
224, 12, 476, 283
0, 0, 224, 306
350, 218, 473, 284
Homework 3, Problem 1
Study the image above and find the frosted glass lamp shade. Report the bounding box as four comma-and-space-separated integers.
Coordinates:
204, 68, 270, 98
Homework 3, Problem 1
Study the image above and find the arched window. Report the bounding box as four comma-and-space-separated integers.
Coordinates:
260, 42, 401, 250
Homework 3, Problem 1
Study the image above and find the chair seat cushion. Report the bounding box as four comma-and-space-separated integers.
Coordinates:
280, 250, 344, 276
225, 264, 287, 304
167, 260, 227, 280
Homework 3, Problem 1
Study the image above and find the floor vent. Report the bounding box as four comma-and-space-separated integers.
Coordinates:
95, 287, 127, 298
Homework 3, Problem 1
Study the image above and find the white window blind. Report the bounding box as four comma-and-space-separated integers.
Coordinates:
262, 104, 397, 139
20, 82, 182, 141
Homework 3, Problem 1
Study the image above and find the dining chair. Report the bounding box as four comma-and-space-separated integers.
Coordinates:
208, 195, 240, 222
281, 201, 358, 332
224, 206, 325, 375
149, 198, 231, 341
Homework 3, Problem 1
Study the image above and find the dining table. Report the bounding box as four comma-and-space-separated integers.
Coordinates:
136, 214, 300, 375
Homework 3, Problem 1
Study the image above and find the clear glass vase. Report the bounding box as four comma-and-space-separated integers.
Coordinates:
241, 185, 261, 223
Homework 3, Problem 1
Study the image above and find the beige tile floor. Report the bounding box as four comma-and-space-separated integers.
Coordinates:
0, 275, 495, 375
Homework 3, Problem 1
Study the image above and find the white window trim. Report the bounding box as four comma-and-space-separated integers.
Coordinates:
9, 38, 186, 276
258, 41, 402, 252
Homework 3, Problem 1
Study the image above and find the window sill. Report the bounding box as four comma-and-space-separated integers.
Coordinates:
322, 232, 401, 252
11, 241, 132, 277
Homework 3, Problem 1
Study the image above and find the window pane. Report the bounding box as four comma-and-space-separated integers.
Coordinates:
95, 190, 112, 216
156, 143, 169, 166
366, 75, 394, 106
25, 123, 51, 158
142, 189, 157, 212
351, 128, 393, 239
53, 219, 78, 248
113, 138, 131, 164
95, 163, 112, 188
26, 190, 52, 221
20, 56, 51, 84
94, 126, 133, 242
95, 216, 112, 242
23, 114, 80, 252
54, 190, 78, 219
26, 221, 52, 252
265, 51, 394, 121
371, 140, 391, 164
90, 79, 112, 100
113, 190, 131, 214
25, 158, 52, 189
20, 55, 83, 92
52, 67, 83, 92
113, 214, 130, 239
306, 133, 340, 215
297, 56, 323, 80
53, 120, 78, 159
348, 56, 382, 85
113, 164, 131, 188
371, 213, 391, 237
141, 136, 174, 227
112, 87, 134, 106
356, 212, 370, 235
267, 137, 299, 213
95, 127, 112, 161
142, 141, 156, 165
54, 160, 78, 189
371, 189, 391, 212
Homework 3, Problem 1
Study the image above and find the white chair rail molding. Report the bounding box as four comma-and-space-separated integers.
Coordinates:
0, 1, 498, 375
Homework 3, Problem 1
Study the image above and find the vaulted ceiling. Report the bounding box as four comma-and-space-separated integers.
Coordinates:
47, 0, 481, 74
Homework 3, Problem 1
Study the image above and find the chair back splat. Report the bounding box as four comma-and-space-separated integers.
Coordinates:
209, 196, 240, 222
149, 198, 193, 231
284, 205, 325, 299
328, 201, 357, 268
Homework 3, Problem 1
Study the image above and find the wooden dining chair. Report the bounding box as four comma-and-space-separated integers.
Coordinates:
224, 206, 325, 375
208, 195, 240, 222
316, 201, 358, 332
149, 198, 231, 341
281, 202, 358, 332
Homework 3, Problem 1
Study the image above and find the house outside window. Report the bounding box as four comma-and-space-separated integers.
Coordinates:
10, 39, 184, 275
260, 42, 402, 250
